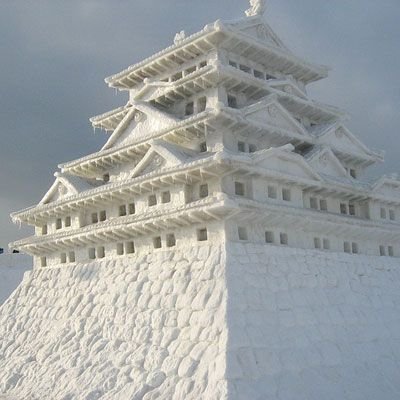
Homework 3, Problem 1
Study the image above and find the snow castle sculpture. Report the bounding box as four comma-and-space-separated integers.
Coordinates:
10, 1, 400, 266
3, 2, 400, 399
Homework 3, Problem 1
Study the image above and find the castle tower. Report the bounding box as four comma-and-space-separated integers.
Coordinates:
2, 2, 400, 399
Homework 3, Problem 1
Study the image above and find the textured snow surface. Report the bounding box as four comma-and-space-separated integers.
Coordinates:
0, 255, 32, 305
226, 244, 400, 400
1, 244, 400, 399
0, 245, 228, 400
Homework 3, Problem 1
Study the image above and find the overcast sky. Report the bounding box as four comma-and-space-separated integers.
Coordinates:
1, 0, 399, 248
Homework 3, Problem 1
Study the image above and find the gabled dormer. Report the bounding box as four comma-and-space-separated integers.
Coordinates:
40, 173, 99, 205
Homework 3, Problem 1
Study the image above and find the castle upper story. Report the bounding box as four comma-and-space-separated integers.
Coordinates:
10, 1, 400, 268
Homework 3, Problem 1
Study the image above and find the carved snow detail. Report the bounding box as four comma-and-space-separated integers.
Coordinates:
245, 0, 267, 17
174, 30, 186, 45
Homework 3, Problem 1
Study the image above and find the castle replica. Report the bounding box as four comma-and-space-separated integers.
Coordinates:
2, 1, 400, 399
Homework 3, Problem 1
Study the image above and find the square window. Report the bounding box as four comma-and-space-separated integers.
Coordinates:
350, 169, 357, 179
153, 237, 162, 249
91, 213, 98, 224
65, 216, 71, 227
103, 173, 110, 183
56, 218, 62, 230
199, 184, 209, 199
199, 142, 207, 153
280, 233, 288, 246
185, 102, 194, 116
388, 246, 394, 257
310, 197, 318, 210
68, 251, 76, 263
267, 186, 277, 199
197, 97, 207, 113
235, 182, 245, 196
389, 210, 395, 221
238, 227, 248, 241
60, 253, 67, 264
379, 245, 386, 256
148, 195, 157, 207
41, 225, 48, 235
99, 211, 107, 222
265, 231, 274, 244
129, 203, 136, 215
344, 242, 351, 253
314, 238, 321, 249
238, 141, 246, 152
349, 204, 356, 216
117, 243, 124, 256
126, 241, 135, 254
248, 144, 257, 153
320, 199, 328, 211
40, 257, 47, 268
380, 208, 387, 219
228, 95, 238, 109
119, 205, 127, 217
253, 70, 264, 79
352, 243, 359, 254
161, 191, 171, 204
340, 203, 348, 215
97, 247, 105, 259
323, 239, 330, 250
197, 228, 208, 242
166, 234, 176, 248
282, 188, 291, 202
88, 248, 96, 260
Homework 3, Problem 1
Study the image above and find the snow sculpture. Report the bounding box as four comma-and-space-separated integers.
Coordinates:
3, 1, 400, 399
245, 0, 267, 17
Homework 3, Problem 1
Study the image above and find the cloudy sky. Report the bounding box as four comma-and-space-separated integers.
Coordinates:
1, 0, 399, 247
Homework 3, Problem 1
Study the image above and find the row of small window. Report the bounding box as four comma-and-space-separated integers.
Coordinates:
380, 245, 395, 257
41, 251, 75, 267
380, 208, 396, 221
228, 60, 276, 81
267, 185, 292, 202
238, 228, 289, 245
343, 242, 359, 254
163, 60, 208, 84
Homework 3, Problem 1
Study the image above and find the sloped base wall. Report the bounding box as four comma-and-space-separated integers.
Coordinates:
226, 243, 400, 400
0, 255, 32, 305
0, 245, 227, 400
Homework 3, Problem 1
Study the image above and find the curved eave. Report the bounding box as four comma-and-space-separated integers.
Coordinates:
60, 111, 216, 177
10, 196, 235, 255
106, 22, 328, 90
90, 105, 133, 131
12, 156, 231, 225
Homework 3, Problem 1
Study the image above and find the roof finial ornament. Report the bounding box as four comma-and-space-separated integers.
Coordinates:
245, 0, 267, 17
174, 30, 186, 45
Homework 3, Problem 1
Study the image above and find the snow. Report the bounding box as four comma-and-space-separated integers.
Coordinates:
0, 254, 32, 305
1, 245, 400, 399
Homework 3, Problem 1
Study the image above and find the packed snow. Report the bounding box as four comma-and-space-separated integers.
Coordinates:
0, 244, 400, 399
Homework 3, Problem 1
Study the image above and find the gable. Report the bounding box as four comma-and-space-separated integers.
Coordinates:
40, 179, 77, 205
245, 100, 307, 136
317, 125, 373, 158
103, 103, 178, 151
254, 150, 320, 182
306, 148, 347, 178
228, 17, 289, 51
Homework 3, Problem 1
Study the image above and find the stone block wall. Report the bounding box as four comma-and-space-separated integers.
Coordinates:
226, 243, 400, 400
0, 245, 227, 400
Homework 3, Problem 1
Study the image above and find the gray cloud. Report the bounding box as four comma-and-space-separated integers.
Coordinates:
0, 0, 399, 247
